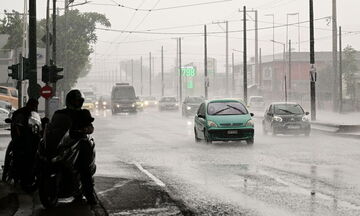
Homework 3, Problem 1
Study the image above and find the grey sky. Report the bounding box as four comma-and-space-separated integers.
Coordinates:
2, 0, 360, 73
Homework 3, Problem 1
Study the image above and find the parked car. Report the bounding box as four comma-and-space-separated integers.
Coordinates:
0, 86, 18, 109
182, 96, 204, 117
262, 102, 311, 136
194, 99, 254, 144
141, 96, 158, 107
0, 108, 10, 128
0, 100, 12, 112
158, 96, 179, 111
248, 96, 265, 111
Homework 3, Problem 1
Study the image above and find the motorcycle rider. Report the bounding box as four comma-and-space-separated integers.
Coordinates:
49, 89, 97, 205
10, 98, 39, 191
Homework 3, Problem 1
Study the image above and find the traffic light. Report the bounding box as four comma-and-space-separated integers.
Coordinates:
22, 57, 31, 80
8, 63, 20, 80
42, 65, 50, 83
49, 65, 63, 83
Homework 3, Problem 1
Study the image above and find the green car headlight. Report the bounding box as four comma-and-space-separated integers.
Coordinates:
207, 120, 218, 127
245, 119, 254, 127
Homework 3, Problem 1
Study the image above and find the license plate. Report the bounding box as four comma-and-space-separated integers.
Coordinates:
288, 125, 300, 129
227, 130, 238, 134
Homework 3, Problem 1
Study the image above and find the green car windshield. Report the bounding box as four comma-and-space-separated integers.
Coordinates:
274, 104, 304, 115
207, 102, 248, 115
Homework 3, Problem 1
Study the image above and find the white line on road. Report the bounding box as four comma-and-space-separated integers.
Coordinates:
134, 162, 166, 187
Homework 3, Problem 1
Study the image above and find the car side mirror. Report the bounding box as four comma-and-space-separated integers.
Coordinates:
197, 114, 205, 119
250, 113, 254, 117
5, 118, 12, 124
267, 113, 273, 117
305, 112, 310, 115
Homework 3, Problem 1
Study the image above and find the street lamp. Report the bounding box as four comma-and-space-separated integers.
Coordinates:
270, 40, 287, 102
265, 14, 275, 61
286, 12, 300, 52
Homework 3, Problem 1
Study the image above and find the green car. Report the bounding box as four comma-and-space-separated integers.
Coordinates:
194, 99, 255, 144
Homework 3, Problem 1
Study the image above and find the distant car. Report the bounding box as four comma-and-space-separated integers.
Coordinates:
194, 99, 254, 144
141, 96, 158, 107
135, 96, 144, 111
262, 102, 311, 136
111, 83, 137, 114
0, 108, 10, 128
95, 95, 111, 110
182, 96, 204, 117
248, 96, 265, 111
82, 98, 95, 111
158, 96, 179, 111
0, 86, 18, 109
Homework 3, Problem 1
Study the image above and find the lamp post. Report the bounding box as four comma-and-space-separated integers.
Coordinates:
271, 40, 287, 102
286, 12, 300, 52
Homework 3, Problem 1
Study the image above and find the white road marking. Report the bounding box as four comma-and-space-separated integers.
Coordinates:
134, 162, 166, 187
13, 194, 33, 216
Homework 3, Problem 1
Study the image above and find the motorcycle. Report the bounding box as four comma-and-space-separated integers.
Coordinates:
37, 125, 96, 208
1, 112, 42, 191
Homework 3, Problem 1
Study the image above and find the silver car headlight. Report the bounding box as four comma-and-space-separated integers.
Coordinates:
103, 101, 107, 105
302, 115, 310, 122
207, 120, 218, 127
245, 119, 254, 127
186, 106, 191, 110
116, 104, 120, 108
273, 116, 283, 122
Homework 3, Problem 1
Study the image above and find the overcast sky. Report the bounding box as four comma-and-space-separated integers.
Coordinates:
2, 0, 360, 74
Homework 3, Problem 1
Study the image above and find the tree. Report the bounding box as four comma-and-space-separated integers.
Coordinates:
342, 45, 358, 103
38, 9, 111, 93
1, 9, 111, 94
0, 10, 24, 50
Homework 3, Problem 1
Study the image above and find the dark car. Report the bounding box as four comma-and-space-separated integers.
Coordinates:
111, 83, 137, 114
182, 96, 204, 117
96, 95, 111, 110
262, 102, 311, 136
158, 96, 179, 111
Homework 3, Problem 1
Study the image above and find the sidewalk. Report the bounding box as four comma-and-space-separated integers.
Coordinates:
0, 162, 187, 216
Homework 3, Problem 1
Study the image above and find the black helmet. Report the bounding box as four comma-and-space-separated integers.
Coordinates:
66, 89, 84, 110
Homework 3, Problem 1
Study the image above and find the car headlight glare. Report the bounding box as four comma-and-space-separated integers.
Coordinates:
144, 101, 149, 105
186, 106, 191, 110
103, 102, 107, 105
273, 116, 283, 122
132, 103, 136, 107
207, 120, 218, 127
95, 101, 99, 105
245, 119, 254, 127
302, 115, 310, 122
116, 104, 120, 108
155, 102, 158, 105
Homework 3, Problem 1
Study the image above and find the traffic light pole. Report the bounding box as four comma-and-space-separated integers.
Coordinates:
243, 6, 248, 105
18, 54, 23, 109
28, 0, 38, 99
309, 0, 316, 121
204, 25, 208, 100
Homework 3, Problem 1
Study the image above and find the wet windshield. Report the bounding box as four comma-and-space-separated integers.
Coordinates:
113, 87, 135, 99
160, 97, 176, 102
185, 97, 204, 103
274, 104, 304, 115
207, 102, 248, 115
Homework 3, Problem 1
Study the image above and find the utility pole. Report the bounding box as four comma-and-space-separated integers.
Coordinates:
204, 25, 208, 100
226, 21, 229, 96
140, 56, 143, 95
64, 0, 69, 99
52, 0, 57, 97
309, 0, 317, 120
332, 0, 338, 111
131, 59, 134, 86
45, 0, 50, 117
179, 38, 182, 102
28, 0, 38, 99
339, 26, 343, 113
243, 6, 248, 104
175, 38, 179, 99
149, 52, 152, 96
232, 52, 235, 95
254, 10, 259, 86
259, 48, 262, 89
161, 46, 164, 96
289, 40, 292, 99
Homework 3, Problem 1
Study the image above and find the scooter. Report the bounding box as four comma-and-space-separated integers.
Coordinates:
37, 127, 95, 208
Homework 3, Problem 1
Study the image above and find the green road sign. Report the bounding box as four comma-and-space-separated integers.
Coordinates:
181, 67, 196, 77
187, 80, 194, 89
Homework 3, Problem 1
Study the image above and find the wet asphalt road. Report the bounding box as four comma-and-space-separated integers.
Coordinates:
91, 108, 360, 216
